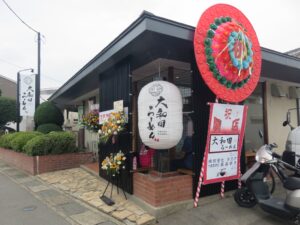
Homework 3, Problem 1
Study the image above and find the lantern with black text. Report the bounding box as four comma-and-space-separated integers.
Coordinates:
138, 81, 183, 149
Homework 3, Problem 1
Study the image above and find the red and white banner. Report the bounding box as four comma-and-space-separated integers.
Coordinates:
203, 103, 248, 185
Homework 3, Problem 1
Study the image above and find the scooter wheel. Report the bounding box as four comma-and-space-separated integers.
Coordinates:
234, 187, 257, 208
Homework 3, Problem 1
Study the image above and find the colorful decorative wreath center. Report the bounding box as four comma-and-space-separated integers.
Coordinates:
205, 17, 253, 90
194, 4, 261, 103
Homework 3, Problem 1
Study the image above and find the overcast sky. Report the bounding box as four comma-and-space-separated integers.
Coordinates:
1, 0, 300, 89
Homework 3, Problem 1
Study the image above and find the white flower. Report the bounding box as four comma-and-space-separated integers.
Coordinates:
98, 129, 102, 134
108, 129, 112, 134
117, 120, 121, 124
113, 131, 118, 135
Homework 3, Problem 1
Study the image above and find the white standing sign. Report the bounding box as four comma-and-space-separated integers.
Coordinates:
203, 103, 247, 185
19, 74, 36, 116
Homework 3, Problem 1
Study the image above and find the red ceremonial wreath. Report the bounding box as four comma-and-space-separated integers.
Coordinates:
194, 4, 261, 102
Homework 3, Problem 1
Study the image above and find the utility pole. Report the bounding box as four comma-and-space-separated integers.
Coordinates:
2, 0, 42, 130
16, 73, 20, 132
36, 32, 41, 108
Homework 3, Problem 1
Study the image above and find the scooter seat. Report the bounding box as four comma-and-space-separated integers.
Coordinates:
283, 177, 300, 190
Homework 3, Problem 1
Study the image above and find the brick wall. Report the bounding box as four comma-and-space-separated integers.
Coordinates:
0, 147, 93, 175
133, 172, 192, 207
0, 147, 36, 174
37, 152, 93, 174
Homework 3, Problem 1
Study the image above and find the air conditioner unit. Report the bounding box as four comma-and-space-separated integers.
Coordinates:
271, 84, 286, 97
289, 86, 300, 99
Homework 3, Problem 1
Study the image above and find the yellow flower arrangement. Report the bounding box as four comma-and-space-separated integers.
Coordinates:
98, 111, 126, 144
82, 110, 100, 132
101, 151, 126, 176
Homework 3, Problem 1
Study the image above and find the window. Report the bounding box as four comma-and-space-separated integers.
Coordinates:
244, 83, 264, 151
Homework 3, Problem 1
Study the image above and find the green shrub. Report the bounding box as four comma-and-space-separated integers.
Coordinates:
0, 132, 23, 149
10, 132, 42, 152
24, 135, 53, 156
34, 101, 64, 126
47, 131, 76, 155
37, 123, 62, 134
0, 97, 18, 127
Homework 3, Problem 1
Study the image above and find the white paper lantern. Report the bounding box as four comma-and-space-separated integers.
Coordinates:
138, 81, 183, 149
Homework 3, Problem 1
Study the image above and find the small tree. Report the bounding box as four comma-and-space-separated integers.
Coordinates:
0, 97, 17, 127
34, 101, 64, 126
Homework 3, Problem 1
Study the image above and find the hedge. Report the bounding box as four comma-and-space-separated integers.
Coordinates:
37, 123, 62, 134
10, 132, 42, 152
24, 135, 53, 156
0, 132, 24, 149
47, 131, 77, 155
0, 131, 78, 156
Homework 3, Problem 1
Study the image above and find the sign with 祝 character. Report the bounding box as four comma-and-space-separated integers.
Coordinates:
138, 81, 183, 149
19, 74, 36, 116
203, 103, 247, 185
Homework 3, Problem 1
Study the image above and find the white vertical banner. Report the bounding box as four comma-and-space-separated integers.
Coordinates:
19, 74, 36, 116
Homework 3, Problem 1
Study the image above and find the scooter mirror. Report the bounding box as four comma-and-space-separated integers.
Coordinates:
287, 111, 291, 124
283, 121, 289, 127
259, 130, 263, 139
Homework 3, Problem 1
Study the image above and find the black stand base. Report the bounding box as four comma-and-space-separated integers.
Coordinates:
100, 174, 127, 206
100, 195, 115, 206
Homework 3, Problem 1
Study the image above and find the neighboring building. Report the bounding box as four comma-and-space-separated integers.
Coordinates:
0, 74, 16, 99
49, 11, 300, 209
286, 48, 300, 58
0, 75, 17, 130
40, 87, 57, 103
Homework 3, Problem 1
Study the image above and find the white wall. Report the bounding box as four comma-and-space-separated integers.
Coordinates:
266, 81, 298, 153
83, 94, 100, 154
19, 116, 34, 131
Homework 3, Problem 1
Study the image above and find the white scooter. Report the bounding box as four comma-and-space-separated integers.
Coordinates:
282, 108, 300, 172
234, 135, 300, 222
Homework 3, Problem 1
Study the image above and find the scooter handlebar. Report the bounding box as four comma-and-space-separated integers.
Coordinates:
269, 143, 278, 149
272, 152, 281, 159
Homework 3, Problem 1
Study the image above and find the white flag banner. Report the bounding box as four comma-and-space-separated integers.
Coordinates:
19, 74, 36, 116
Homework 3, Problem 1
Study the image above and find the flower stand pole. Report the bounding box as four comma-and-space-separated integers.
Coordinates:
100, 172, 127, 206
100, 135, 127, 206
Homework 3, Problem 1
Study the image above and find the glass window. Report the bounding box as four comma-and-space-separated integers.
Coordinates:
134, 64, 192, 172
244, 83, 264, 151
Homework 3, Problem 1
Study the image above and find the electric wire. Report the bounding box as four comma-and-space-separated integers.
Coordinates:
0, 57, 23, 69
1, 0, 38, 33
0, 58, 62, 84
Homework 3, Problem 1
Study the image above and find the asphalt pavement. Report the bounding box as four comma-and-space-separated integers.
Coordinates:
158, 186, 293, 225
0, 161, 122, 225
0, 172, 71, 225
0, 159, 294, 225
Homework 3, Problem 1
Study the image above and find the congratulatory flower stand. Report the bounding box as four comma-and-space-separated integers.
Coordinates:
99, 134, 127, 206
